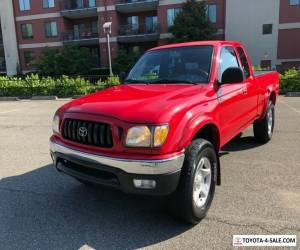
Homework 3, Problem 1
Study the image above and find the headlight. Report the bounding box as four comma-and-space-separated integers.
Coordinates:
126, 126, 151, 147
125, 125, 169, 147
153, 125, 169, 147
52, 114, 60, 134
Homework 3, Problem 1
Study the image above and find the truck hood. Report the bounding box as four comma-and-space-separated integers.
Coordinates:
62, 84, 211, 123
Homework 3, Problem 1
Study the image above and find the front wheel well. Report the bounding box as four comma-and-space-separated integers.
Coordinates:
270, 91, 276, 105
192, 124, 221, 186
192, 124, 220, 152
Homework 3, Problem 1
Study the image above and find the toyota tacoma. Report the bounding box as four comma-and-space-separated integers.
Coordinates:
50, 41, 279, 224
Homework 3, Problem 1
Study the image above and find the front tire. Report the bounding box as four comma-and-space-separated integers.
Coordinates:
169, 139, 218, 224
253, 100, 275, 143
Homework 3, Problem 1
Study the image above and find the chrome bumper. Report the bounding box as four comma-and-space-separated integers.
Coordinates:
50, 142, 185, 175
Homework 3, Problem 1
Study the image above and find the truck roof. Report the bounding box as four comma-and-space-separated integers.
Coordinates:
149, 40, 243, 51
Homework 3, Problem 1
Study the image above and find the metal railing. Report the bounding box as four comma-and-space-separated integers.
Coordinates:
62, 30, 99, 42
119, 23, 159, 36
61, 0, 97, 11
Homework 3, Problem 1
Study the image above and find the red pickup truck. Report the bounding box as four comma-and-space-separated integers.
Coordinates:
50, 41, 279, 224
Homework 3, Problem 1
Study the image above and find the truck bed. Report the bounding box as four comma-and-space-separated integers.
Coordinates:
253, 70, 276, 77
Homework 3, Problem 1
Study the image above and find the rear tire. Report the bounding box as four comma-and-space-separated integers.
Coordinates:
253, 101, 275, 143
168, 139, 218, 225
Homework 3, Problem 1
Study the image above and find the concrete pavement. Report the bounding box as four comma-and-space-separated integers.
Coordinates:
0, 97, 299, 249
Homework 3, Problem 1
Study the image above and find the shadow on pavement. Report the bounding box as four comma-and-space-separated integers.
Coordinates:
222, 133, 264, 152
0, 164, 191, 249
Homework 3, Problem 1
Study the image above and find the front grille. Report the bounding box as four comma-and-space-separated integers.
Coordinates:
62, 119, 113, 148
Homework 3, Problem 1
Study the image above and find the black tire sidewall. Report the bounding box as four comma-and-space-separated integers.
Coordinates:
253, 100, 275, 142
269, 102, 275, 138
177, 139, 217, 223
191, 146, 217, 218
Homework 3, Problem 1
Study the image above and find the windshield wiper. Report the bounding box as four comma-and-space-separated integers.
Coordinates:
149, 79, 197, 84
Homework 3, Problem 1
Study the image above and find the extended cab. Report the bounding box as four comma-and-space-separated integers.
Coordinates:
50, 41, 279, 224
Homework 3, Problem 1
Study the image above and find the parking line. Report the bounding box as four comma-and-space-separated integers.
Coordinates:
279, 100, 300, 116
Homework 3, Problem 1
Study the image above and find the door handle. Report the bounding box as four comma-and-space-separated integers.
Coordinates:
241, 86, 247, 95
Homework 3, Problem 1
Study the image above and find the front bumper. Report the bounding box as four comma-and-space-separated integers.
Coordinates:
50, 141, 185, 195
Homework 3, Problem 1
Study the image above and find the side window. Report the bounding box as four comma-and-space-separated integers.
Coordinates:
237, 47, 250, 78
218, 46, 239, 82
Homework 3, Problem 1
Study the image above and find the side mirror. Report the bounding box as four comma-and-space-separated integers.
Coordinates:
221, 67, 244, 84
120, 72, 127, 83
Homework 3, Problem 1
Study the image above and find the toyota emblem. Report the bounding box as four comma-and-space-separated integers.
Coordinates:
78, 127, 88, 137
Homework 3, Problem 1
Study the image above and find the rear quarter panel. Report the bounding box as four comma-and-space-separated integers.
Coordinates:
254, 71, 279, 117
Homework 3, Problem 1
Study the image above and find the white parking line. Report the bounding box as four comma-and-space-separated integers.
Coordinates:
279, 100, 300, 116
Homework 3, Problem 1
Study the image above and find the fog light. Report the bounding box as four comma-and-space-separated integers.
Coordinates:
133, 179, 156, 189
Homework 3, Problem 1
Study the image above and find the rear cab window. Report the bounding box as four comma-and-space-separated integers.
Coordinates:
237, 47, 251, 78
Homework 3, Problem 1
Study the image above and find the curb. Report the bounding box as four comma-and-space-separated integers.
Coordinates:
72, 95, 84, 99
286, 92, 300, 97
0, 97, 19, 101
31, 96, 58, 100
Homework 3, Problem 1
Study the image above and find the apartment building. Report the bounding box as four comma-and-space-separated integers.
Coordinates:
226, 0, 300, 71
0, 0, 224, 75
0, 0, 299, 75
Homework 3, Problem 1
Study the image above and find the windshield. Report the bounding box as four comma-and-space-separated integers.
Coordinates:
125, 45, 213, 84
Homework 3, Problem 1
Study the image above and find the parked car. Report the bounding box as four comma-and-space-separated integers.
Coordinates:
50, 41, 279, 224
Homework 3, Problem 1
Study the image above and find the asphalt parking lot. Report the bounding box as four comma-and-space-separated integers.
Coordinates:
0, 96, 299, 250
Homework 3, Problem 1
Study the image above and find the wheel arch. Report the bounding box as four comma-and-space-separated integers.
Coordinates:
192, 123, 221, 152
182, 122, 221, 186
269, 91, 276, 105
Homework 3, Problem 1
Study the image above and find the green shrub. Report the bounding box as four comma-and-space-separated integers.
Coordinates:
103, 75, 120, 86
112, 49, 140, 74
38, 45, 93, 76
0, 74, 120, 98
280, 68, 300, 92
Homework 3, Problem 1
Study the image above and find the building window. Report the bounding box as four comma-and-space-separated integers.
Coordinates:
262, 24, 273, 35
45, 21, 58, 37
289, 0, 300, 5
127, 16, 139, 31
91, 21, 98, 34
207, 5, 217, 23
43, 0, 55, 8
24, 51, 35, 66
19, 0, 30, 11
145, 16, 158, 33
73, 24, 85, 39
21, 24, 33, 39
88, 0, 96, 7
167, 8, 182, 27
260, 60, 271, 70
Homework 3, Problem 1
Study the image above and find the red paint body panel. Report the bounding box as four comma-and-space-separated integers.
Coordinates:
51, 41, 279, 159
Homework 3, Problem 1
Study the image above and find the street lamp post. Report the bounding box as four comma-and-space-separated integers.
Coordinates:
103, 22, 113, 76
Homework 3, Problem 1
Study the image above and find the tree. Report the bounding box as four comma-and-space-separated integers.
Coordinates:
38, 45, 93, 76
112, 48, 140, 75
169, 0, 217, 43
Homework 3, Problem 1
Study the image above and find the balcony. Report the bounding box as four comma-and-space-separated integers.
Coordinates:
63, 30, 99, 46
60, 0, 97, 19
116, 0, 159, 13
118, 23, 159, 43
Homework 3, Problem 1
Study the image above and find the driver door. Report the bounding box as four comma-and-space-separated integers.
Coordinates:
217, 46, 247, 145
